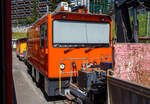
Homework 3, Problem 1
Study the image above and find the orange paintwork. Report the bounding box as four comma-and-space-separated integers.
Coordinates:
78, 9, 88, 13
27, 11, 113, 79
16, 40, 19, 56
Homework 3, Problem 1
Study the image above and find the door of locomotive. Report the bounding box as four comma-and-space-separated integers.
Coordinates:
40, 22, 48, 74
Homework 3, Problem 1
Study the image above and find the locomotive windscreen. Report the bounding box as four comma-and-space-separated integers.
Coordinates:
53, 20, 110, 45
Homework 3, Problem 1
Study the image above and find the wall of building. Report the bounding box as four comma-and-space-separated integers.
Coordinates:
11, 0, 51, 23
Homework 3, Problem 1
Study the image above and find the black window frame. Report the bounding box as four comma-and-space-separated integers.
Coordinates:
40, 22, 48, 48
52, 20, 111, 48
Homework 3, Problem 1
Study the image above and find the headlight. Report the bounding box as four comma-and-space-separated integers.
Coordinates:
60, 63, 65, 70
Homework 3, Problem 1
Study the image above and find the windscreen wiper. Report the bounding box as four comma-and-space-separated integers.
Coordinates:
64, 47, 80, 54
64, 45, 108, 53
64, 48, 73, 54
85, 45, 109, 53
64, 47, 96, 53
85, 46, 97, 53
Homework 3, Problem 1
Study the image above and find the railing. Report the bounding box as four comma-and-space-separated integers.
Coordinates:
107, 76, 150, 104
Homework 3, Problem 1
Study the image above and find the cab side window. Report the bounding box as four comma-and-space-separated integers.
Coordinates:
44, 23, 48, 48
40, 22, 47, 48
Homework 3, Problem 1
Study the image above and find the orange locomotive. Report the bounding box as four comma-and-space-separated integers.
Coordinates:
26, 9, 113, 96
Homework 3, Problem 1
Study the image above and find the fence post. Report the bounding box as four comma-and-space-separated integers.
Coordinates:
147, 12, 150, 37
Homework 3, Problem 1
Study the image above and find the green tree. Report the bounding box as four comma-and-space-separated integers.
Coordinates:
90, 0, 108, 13
110, 0, 113, 9
18, 19, 26, 25
13, 17, 35, 25
25, 17, 34, 24
33, 0, 37, 21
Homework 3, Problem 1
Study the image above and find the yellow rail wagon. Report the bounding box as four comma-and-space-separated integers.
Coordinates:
16, 38, 27, 61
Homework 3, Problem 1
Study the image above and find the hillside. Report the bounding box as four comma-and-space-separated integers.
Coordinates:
12, 32, 26, 39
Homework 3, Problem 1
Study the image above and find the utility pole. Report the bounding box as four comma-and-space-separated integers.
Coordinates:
47, 5, 50, 13
147, 11, 150, 37
87, 0, 90, 13
93, 0, 95, 13
133, 8, 138, 43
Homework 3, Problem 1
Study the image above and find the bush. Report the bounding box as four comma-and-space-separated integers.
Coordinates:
13, 17, 35, 25
12, 32, 26, 39
25, 17, 35, 24
33, 0, 37, 21
18, 19, 26, 25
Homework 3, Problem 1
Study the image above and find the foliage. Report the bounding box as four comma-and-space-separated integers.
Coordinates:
137, 13, 150, 37
25, 17, 35, 24
13, 17, 35, 25
13, 19, 18, 24
33, 0, 37, 21
129, 13, 150, 37
17, 19, 26, 25
113, 12, 150, 42
12, 32, 27, 39
89, 0, 112, 13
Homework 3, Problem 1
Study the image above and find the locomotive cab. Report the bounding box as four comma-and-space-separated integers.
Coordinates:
27, 10, 113, 99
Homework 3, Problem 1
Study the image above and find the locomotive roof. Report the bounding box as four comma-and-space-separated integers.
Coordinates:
31, 11, 111, 26
51, 11, 111, 17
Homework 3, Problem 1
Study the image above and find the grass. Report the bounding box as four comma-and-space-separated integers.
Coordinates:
129, 13, 150, 37
113, 13, 150, 40
137, 13, 150, 37
12, 32, 27, 39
